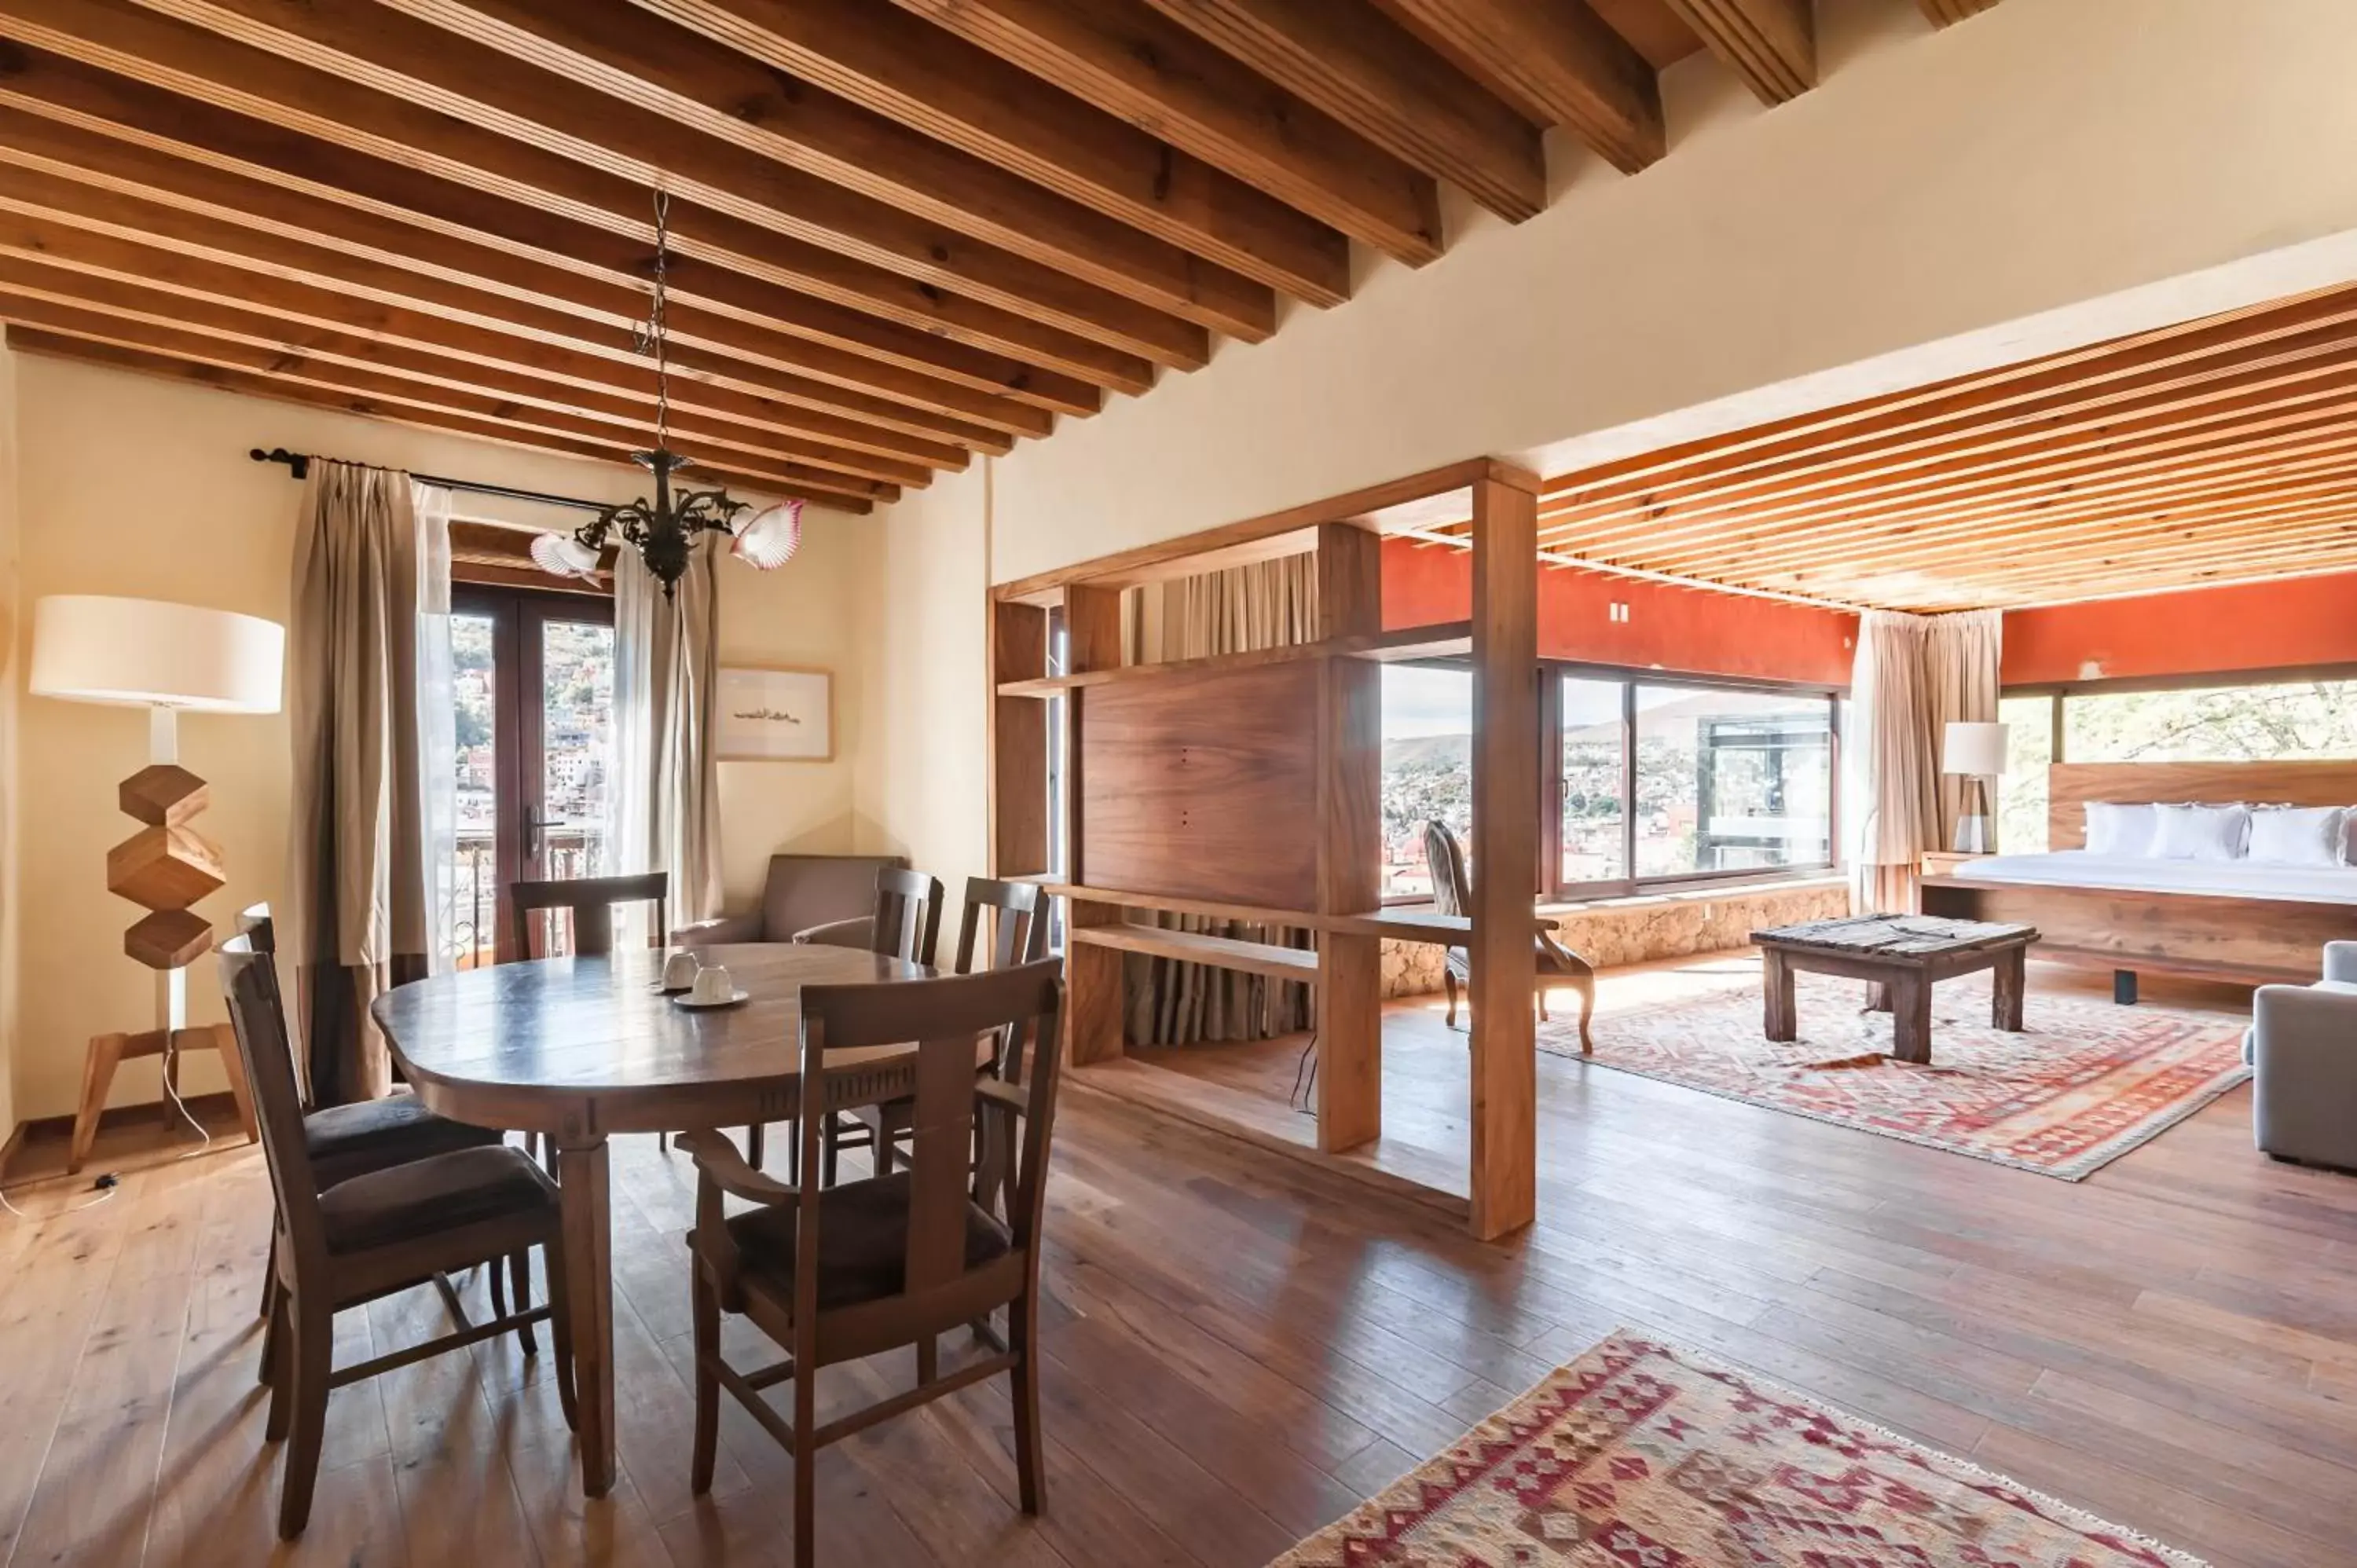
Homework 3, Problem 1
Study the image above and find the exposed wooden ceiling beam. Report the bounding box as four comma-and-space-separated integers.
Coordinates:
0, 0, 1168, 389
1917, 0, 2000, 27
1374, 0, 1664, 174
0, 53, 1039, 445
0, 114, 979, 464
1657, 0, 1812, 104
0, 299, 922, 491
886, 0, 1441, 267
1138, 0, 1546, 222
0, 247, 982, 471
407, 0, 1338, 320
1542, 335, 2357, 538
1544, 356, 2357, 552
0, 195, 1058, 450
1542, 288, 2357, 504
0, 152, 1039, 460
9, 324, 880, 511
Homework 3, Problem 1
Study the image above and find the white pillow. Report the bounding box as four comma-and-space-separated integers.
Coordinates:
2248, 804, 2348, 867
2152, 802, 2249, 862
2084, 801, 2157, 857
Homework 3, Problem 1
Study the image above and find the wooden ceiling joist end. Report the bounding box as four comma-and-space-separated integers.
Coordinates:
1917, 0, 2003, 27
1659, 0, 1814, 104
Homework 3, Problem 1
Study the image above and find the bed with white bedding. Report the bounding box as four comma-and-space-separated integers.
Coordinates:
1960, 850, 2357, 907
1919, 760, 2357, 991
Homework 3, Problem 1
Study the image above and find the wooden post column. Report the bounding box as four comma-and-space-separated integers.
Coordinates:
1314, 522, 1384, 1152
1468, 471, 1541, 1240
1061, 583, 1127, 1066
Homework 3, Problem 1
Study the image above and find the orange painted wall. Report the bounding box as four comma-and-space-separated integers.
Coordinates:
2001, 570, 2357, 686
1381, 537, 1857, 685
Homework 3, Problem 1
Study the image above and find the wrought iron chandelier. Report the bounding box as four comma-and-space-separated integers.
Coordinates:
533, 191, 801, 595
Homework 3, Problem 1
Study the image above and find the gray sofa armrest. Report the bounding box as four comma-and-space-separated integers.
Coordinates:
676, 913, 762, 948
2323, 942, 2357, 984
792, 915, 874, 950
2250, 982, 2357, 1169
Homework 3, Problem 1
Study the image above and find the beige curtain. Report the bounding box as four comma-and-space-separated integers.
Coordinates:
286, 462, 432, 1105
1924, 610, 2003, 848
612, 537, 724, 930
1125, 554, 1318, 1046
1847, 608, 2002, 914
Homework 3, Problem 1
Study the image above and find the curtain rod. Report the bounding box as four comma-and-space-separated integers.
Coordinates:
247, 447, 611, 515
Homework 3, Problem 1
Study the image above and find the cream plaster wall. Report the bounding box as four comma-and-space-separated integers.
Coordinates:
854, 0, 2357, 907
7, 354, 868, 1123
846, 462, 992, 949
0, 346, 20, 1145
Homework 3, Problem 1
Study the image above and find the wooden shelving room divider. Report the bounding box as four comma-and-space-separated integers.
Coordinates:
988, 458, 1542, 1239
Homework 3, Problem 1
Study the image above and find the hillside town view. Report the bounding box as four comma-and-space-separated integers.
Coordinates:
1379, 667, 1835, 898
445, 612, 615, 965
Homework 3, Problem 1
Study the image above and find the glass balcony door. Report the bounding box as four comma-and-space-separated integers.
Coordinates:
449, 586, 616, 965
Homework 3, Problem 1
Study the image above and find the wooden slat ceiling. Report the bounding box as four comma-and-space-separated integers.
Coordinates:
0, 0, 1997, 513
1414, 281, 2357, 613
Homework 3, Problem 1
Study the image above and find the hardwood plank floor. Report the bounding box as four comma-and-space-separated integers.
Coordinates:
0, 954, 2350, 1566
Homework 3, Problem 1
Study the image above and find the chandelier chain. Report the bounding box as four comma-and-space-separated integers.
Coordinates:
649, 189, 671, 451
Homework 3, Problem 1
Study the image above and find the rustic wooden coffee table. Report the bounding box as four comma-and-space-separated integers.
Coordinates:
1750, 914, 2040, 1064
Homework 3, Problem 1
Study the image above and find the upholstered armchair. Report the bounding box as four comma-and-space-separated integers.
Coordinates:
675, 853, 907, 950
2247, 942, 2357, 1171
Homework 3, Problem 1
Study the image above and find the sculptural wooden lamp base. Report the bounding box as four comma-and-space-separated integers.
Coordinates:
29, 595, 284, 1174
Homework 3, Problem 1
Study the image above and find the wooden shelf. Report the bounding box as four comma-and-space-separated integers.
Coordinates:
1068, 924, 1317, 981
1028, 881, 1554, 943
995, 621, 1472, 698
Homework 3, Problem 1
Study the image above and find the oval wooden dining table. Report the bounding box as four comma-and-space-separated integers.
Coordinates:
373, 941, 934, 1498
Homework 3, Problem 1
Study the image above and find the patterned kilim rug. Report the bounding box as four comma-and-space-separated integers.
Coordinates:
1270, 1331, 2208, 1567
1538, 969, 2249, 1179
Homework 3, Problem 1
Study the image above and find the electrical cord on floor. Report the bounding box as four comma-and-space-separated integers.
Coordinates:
1288, 1031, 1319, 1116
0, 1059, 215, 1221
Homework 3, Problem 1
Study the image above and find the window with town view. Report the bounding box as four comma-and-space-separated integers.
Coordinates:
1379, 663, 1838, 902
1998, 675, 2357, 855
443, 597, 616, 967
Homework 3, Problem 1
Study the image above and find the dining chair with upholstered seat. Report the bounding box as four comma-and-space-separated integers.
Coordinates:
838, 877, 1047, 1192
233, 907, 512, 1370
508, 871, 670, 961
1424, 819, 1597, 1052
794, 866, 945, 1184
219, 932, 574, 1540
676, 958, 1065, 1566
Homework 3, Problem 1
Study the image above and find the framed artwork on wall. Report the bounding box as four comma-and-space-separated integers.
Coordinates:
716, 665, 833, 761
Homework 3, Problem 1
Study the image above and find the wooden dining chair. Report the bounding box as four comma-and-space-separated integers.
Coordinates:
836, 877, 1048, 1190
234, 906, 511, 1372
506, 873, 692, 1161
220, 933, 575, 1540
508, 870, 669, 961
676, 958, 1066, 1566
796, 867, 944, 1182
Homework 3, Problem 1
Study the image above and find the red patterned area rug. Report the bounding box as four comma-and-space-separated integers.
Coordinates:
1538, 969, 2249, 1180
1270, 1331, 2207, 1568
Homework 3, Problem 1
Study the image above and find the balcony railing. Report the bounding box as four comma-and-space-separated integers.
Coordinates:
440, 826, 602, 969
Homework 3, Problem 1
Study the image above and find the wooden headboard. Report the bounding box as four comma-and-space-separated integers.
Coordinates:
2047, 760, 2357, 848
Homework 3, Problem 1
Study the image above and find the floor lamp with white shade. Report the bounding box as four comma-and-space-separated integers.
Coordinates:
30, 595, 284, 1171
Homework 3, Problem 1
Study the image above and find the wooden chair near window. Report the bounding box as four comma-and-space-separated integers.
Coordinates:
508, 871, 671, 960
1424, 819, 1597, 1053
676, 958, 1066, 1566
795, 867, 945, 1184
219, 932, 574, 1540
233, 906, 511, 1373
836, 877, 1048, 1192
